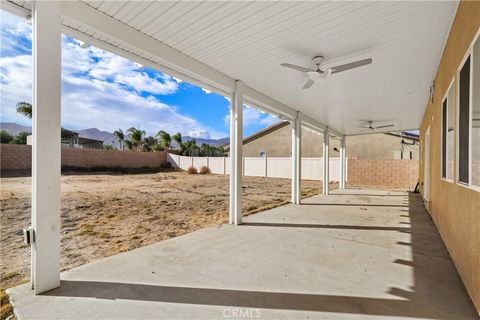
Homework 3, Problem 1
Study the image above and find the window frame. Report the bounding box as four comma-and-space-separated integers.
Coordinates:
455, 27, 480, 192
441, 79, 454, 183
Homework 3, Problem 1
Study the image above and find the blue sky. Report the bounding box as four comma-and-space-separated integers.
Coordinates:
0, 10, 278, 139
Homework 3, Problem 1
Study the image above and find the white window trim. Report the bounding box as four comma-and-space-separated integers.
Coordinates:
441, 79, 455, 183
455, 27, 480, 192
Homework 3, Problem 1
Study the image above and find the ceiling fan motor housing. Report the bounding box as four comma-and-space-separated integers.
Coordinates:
312, 55, 325, 65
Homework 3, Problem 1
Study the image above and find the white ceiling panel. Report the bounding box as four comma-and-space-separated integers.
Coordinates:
82, 1, 458, 135
4, 0, 458, 135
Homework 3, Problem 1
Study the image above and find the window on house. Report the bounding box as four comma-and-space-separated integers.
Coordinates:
442, 98, 447, 178
472, 35, 480, 186
458, 56, 470, 184
442, 83, 455, 181
457, 31, 480, 189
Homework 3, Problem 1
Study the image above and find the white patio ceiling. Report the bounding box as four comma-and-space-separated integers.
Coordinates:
4, 1, 458, 135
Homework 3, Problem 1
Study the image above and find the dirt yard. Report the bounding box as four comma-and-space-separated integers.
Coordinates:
1, 171, 329, 289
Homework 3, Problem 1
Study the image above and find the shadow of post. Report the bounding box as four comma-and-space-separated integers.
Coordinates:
43, 192, 478, 319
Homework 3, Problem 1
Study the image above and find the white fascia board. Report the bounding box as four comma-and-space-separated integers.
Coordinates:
299, 113, 344, 138
301, 123, 323, 135
345, 127, 418, 137
62, 26, 230, 98
1, 1, 31, 19
1, 0, 231, 98
61, 1, 236, 94
4, 1, 335, 134
243, 86, 296, 119
62, 1, 301, 121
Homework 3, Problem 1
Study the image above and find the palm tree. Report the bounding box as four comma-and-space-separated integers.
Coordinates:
124, 140, 133, 150
156, 130, 171, 149
126, 127, 146, 151
181, 139, 198, 156
16, 102, 32, 119
142, 136, 157, 152
172, 132, 182, 147
113, 128, 125, 150
200, 143, 212, 156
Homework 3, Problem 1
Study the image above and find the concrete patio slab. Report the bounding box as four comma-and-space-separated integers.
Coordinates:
8, 189, 478, 319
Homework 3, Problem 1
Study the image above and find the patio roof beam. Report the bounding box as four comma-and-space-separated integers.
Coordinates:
2, 0, 338, 132
0, 0, 30, 19
61, 1, 236, 94
60, 1, 301, 121
62, 26, 231, 99
299, 113, 344, 139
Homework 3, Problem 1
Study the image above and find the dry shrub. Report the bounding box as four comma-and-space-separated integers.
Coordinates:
187, 166, 198, 174
199, 166, 211, 174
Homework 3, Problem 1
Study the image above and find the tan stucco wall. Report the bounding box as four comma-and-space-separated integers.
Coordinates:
243, 124, 418, 160
419, 0, 480, 312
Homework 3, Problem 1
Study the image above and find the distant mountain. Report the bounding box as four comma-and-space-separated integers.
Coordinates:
0, 122, 31, 135
78, 128, 116, 146
0, 122, 229, 148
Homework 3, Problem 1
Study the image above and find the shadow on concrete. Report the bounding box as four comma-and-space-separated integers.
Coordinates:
46, 280, 439, 319
240, 222, 410, 232
43, 191, 478, 319
329, 193, 408, 197
300, 203, 409, 207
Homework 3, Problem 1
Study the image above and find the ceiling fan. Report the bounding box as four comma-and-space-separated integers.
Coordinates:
281, 55, 372, 89
359, 121, 394, 131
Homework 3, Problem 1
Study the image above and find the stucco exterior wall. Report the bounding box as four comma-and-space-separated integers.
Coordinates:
243, 124, 418, 160
419, 0, 480, 312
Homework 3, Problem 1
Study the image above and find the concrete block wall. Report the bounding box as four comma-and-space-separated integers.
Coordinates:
348, 159, 419, 190
0, 144, 32, 170
0, 143, 167, 171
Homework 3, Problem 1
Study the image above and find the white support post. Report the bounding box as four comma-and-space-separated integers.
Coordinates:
291, 114, 301, 204
339, 138, 346, 189
229, 80, 243, 225
31, 1, 61, 294
323, 129, 330, 195
264, 156, 268, 178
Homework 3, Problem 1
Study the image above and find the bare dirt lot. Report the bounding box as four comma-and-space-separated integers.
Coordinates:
1, 171, 328, 289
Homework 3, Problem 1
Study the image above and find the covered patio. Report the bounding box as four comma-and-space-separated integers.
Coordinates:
2, 0, 479, 317
8, 189, 477, 319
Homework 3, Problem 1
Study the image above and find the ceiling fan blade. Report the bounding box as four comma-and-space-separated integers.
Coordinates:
281, 63, 313, 73
375, 124, 394, 129
331, 58, 372, 74
357, 126, 371, 129
302, 79, 315, 89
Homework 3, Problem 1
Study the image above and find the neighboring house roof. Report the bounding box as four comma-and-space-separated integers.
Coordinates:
28, 128, 104, 145
225, 121, 289, 151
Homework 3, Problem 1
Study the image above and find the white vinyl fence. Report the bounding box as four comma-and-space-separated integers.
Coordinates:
167, 153, 346, 182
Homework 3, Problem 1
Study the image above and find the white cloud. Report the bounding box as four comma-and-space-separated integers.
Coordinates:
223, 106, 280, 127
0, 15, 218, 138
114, 72, 178, 95
0, 10, 31, 54
61, 38, 179, 95
188, 129, 211, 139
0, 55, 32, 125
